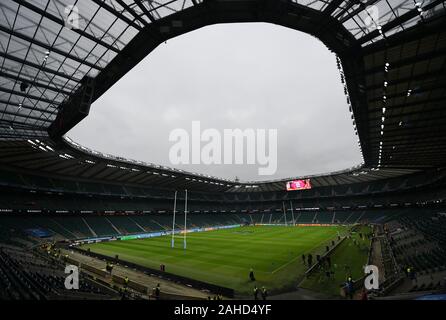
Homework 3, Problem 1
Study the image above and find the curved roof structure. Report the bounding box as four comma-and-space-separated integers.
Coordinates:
0, 0, 445, 192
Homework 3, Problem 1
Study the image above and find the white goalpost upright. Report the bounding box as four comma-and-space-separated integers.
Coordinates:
184, 189, 188, 250
282, 201, 288, 226
290, 201, 295, 226
171, 191, 177, 248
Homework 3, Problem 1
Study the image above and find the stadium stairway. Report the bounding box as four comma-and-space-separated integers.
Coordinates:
84, 216, 118, 237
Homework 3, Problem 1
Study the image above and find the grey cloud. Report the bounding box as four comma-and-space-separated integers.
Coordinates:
68, 23, 362, 182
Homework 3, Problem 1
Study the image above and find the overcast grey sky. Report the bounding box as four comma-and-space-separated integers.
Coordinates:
68, 23, 362, 182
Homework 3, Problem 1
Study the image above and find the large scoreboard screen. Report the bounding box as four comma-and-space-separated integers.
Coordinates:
286, 179, 311, 191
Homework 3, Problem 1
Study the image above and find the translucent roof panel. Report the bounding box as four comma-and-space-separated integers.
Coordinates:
340, 0, 445, 46
0, 0, 139, 137
294, 0, 331, 11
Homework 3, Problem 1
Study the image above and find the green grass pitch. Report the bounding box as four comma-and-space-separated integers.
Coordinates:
82, 225, 353, 296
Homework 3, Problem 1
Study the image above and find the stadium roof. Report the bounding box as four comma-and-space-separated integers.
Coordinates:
0, 137, 422, 192
0, 0, 445, 192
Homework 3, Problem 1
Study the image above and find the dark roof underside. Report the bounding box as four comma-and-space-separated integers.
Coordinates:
0, 0, 445, 192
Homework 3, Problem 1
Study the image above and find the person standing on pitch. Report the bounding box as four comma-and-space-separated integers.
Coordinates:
261, 287, 268, 300
249, 268, 256, 281
345, 276, 354, 299
307, 254, 313, 267
253, 286, 259, 300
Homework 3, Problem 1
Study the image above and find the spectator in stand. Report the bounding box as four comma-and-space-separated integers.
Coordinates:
153, 283, 160, 300
106, 262, 113, 275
